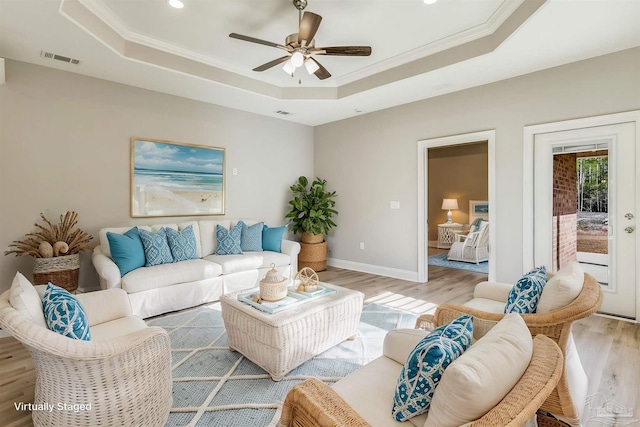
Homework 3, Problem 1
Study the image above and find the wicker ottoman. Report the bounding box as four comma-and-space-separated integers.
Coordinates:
220, 283, 364, 381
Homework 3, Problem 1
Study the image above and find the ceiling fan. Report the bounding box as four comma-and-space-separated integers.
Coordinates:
229, 0, 372, 80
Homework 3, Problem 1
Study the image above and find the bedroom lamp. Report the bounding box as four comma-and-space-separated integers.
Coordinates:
441, 198, 458, 223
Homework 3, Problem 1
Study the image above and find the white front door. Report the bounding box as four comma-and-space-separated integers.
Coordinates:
534, 123, 637, 319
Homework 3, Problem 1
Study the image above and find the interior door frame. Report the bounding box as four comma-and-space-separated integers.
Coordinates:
523, 110, 640, 321
417, 130, 496, 283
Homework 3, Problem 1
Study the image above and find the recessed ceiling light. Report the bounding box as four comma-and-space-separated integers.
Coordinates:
424, 0, 438, 4
168, 0, 184, 9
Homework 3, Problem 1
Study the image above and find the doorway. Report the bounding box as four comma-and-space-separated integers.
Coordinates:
417, 130, 496, 283
524, 112, 640, 320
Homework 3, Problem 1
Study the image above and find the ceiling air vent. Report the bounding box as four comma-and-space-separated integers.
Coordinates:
275, 110, 293, 116
40, 50, 81, 65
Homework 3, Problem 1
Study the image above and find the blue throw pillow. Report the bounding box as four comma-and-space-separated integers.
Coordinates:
392, 314, 473, 421
107, 227, 146, 276
238, 221, 264, 252
165, 226, 199, 262
42, 283, 91, 341
504, 266, 548, 314
138, 227, 174, 266
262, 224, 287, 252
215, 223, 243, 255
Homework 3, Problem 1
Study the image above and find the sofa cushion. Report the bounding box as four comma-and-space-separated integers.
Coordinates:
179, 221, 202, 258
332, 356, 428, 427
107, 227, 146, 276
262, 224, 287, 252
90, 316, 148, 341
392, 314, 473, 421
138, 228, 175, 266
165, 225, 199, 262
259, 251, 292, 269
42, 283, 91, 341
537, 261, 585, 313
198, 220, 231, 256
99, 225, 152, 259
215, 223, 243, 255
504, 266, 547, 314
425, 313, 533, 427
203, 254, 263, 275
121, 259, 222, 294
239, 220, 264, 252
9, 272, 47, 328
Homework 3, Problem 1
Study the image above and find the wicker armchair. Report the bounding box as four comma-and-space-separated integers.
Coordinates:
421, 273, 602, 426
447, 221, 490, 264
0, 287, 172, 427
280, 334, 563, 427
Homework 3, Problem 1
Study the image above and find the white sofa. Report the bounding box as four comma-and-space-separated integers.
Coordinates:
92, 219, 300, 318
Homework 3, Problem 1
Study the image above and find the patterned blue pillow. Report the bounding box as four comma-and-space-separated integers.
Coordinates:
504, 266, 548, 314
239, 221, 264, 252
215, 223, 243, 255
392, 314, 473, 421
165, 226, 199, 262
42, 283, 91, 341
138, 227, 174, 266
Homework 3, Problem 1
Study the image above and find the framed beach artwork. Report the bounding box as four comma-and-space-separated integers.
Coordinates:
469, 200, 489, 223
131, 138, 225, 217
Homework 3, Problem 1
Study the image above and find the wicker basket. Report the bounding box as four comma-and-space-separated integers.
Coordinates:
259, 263, 288, 302
33, 254, 80, 293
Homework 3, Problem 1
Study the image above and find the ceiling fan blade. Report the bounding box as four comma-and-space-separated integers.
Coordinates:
229, 33, 289, 51
312, 46, 372, 56
252, 56, 291, 72
298, 12, 322, 47
310, 58, 331, 80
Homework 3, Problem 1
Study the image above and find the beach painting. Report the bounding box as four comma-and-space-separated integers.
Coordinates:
131, 138, 224, 217
469, 200, 489, 223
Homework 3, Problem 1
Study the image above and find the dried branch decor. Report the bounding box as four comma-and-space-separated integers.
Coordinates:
4, 211, 93, 258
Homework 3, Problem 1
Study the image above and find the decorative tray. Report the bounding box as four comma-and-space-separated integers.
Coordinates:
237, 285, 336, 314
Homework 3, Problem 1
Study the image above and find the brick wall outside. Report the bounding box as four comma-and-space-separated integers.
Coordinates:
553, 153, 577, 216
552, 214, 578, 272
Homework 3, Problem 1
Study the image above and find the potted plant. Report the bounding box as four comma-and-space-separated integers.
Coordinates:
285, 176, 338, 271
5, 211, 93, 293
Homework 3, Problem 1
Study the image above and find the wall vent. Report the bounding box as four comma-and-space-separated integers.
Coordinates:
40, 51, 81, 65
275, 110, 293, 116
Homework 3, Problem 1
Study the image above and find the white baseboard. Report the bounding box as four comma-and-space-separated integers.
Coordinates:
326, 258, 419, 282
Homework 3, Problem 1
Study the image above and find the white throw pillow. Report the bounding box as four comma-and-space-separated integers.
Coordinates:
537, 261, 585, 313
9, 272, 47, 328
424, 313, 533, 427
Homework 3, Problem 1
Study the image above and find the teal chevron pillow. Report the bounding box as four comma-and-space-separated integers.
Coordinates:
392, 314, 473, 421
138, 227, 174, 266
107, 227, 146, 276
165, 226, 199, 262
238, 221, 263, 252
42, 283, 91, 341
262, 224, 287, 252
215, 223, 243, 255
504, 266, 548, 314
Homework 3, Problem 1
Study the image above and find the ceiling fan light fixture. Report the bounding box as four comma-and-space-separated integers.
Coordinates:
304, 58, 319, 74
168, 0, 184, 8
290, 51, 305, 68
282, 60, 295, 75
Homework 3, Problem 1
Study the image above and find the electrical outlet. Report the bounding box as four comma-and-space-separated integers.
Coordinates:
359, 242, 365, 250
232, 168, 238, 175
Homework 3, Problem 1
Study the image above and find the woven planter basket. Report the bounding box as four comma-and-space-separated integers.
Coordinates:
33, 253, 80, 293
299, 241, 328, 272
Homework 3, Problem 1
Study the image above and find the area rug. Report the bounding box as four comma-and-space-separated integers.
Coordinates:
428, 253, 489, 274
146, 302, 417, 427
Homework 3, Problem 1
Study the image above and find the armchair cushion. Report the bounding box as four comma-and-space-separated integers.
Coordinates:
472, 281, 513, 302
537, 261, 585, 314
391, 315, 473, 421
504, 266, 547, 314
382, 328, 429, 365
42, 283, 91, 341
9, 272, 47, 328
425, 314, 533, 427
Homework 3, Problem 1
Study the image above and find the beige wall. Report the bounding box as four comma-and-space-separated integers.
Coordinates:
315, 47, 640, 282
428, 142, 488, 242
0, 60, 314, 293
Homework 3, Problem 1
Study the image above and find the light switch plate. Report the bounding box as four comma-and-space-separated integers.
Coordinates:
390, 201, 400, 209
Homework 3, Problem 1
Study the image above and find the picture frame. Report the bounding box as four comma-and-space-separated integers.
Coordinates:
131, 137, 225, 217
469, 200, 489, 223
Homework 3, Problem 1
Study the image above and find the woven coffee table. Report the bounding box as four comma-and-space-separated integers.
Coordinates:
220, 283, 364, 381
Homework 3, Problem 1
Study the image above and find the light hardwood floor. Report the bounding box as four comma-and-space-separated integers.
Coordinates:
1, 265, 638, 426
